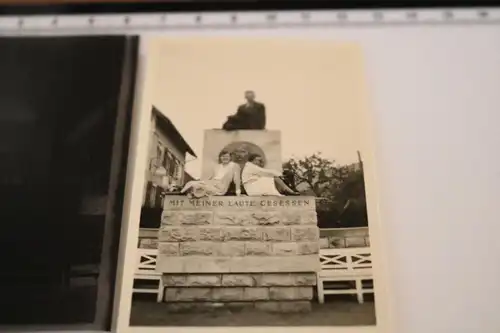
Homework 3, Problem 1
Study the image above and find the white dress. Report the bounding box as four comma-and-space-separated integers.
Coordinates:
181, 162, 239, 197
241, 162, 283, 196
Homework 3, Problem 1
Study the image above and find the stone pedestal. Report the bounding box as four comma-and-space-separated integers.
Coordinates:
157, 196, 320, 312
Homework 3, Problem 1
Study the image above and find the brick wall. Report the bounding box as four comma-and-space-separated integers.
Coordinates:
157, 196, 320, 312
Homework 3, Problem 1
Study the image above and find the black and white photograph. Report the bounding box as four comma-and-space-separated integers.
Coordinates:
0, 36, 138, 329
130, 37, 376, 327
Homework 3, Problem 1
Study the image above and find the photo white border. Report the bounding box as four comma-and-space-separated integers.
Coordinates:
113, 32, 389, 333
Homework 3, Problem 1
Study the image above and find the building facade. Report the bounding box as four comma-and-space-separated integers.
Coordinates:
142, 107, 196, 208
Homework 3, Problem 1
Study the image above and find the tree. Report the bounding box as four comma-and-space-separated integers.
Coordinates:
283, 153, 368, 228
283, 153, 346, 193
331, 167, 368, 228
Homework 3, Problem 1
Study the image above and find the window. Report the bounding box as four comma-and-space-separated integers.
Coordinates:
168, 153, 176, 177
156, 143, 162, 159
162, 149, 181, 179
174, 160, 183, 181
162, 150, 170, 174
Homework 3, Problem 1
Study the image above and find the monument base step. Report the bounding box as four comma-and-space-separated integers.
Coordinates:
161, 301, 312, 313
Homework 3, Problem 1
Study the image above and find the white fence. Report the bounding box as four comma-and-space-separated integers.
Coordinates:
317, 247, 374, 303
132, 248, 164, 302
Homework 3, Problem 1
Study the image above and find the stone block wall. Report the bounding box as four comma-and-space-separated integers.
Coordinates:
162, 273, 316, 312
319, 227, 371, 249
157, 196, 320, 312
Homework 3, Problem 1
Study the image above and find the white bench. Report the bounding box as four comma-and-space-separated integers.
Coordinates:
132, 248, 164, 302
317, 247, 374, 304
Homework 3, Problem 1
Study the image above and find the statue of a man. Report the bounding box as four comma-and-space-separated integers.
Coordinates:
222, 90, 266, 130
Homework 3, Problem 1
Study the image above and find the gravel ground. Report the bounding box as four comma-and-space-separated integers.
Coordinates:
130, 296, 376, 327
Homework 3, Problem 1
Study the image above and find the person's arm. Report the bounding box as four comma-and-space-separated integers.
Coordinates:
257, 103, 266, 129
241, 163, 250, 184
235, 104, 245, 116
232, 163, 242, 195
207, 165, 218, 180
249, 162, 281, 177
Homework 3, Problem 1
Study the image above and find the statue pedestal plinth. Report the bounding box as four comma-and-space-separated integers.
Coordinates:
157, 195, 320, 313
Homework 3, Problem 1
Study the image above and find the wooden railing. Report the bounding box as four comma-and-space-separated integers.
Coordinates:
317, 247, 374, 304
132, 248, 164, 302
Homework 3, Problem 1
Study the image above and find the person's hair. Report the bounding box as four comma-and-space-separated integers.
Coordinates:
245, 90, 255, 95
248, 154, 262, 162
218, 150, 231, 163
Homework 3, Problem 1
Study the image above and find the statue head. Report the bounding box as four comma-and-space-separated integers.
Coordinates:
232, 146, 249, 163
244, 90, 255, 103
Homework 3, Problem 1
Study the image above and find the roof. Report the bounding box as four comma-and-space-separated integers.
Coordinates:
152, 106, 197, 158
183, 171, 196, 182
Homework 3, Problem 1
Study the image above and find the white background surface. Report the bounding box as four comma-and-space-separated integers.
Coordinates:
2, 10, 500, 333
356, 25, 500, 333
365, 25, 500, 333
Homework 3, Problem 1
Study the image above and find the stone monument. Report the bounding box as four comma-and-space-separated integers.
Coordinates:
156, 129, 320, 313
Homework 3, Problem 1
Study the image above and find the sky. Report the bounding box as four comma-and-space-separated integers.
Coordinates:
146, 37, 369, 179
